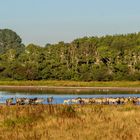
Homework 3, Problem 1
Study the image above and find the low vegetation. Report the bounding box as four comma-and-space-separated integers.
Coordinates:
0, 104, 140, 140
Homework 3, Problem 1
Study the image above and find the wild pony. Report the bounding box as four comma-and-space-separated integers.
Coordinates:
16, 98, 30, 105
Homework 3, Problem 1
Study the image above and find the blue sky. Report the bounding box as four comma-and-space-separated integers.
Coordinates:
0, 0, 140, 46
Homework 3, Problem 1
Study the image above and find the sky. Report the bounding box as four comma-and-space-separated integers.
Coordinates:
0, 0, 140, 46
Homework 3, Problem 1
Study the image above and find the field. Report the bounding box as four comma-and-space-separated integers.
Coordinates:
0, 104, 140, 140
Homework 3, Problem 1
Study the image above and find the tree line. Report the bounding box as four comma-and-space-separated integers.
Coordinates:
0, 29, 140, 81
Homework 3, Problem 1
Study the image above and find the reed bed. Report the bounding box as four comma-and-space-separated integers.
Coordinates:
0, 104, 140, 140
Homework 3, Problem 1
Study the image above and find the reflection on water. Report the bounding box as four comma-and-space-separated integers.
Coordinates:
0, 91, 140, 104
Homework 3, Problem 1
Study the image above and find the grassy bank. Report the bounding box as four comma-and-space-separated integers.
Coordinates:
0, 80, 140, 87
0, 104, 140, 140
1, 81, 140, 93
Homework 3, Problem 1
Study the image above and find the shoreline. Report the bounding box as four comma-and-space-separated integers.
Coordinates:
0, 85, 140, 93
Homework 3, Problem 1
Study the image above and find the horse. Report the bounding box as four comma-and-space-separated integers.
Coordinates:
16, 98, 30, 105
29, 98, 38, 105
63, 99, 71, 104
34, 98, 45, 104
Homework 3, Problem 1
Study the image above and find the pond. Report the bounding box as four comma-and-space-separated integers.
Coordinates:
1, 90, 140, 104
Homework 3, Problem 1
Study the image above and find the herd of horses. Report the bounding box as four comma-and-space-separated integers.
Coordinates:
5, 97, 54, 105
63, 97, 140, 105
4, 96, 140, 106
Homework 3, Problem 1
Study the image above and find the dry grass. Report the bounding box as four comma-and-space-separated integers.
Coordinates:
0, 104, 140, 140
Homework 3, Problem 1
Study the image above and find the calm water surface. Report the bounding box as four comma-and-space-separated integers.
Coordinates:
0, 91, 140, 104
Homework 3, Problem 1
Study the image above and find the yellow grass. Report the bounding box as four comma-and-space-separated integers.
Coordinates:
0, 104, 140, 140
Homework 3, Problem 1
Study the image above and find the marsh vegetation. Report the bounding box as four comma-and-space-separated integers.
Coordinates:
0, 104, 140, 140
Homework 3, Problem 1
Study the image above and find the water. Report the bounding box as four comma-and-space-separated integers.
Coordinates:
1, 90, 140, 104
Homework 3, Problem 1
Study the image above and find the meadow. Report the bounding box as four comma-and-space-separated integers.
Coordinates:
0, 104, 140, 140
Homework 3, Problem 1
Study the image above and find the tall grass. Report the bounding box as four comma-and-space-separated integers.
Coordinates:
0, 104, 140, 140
